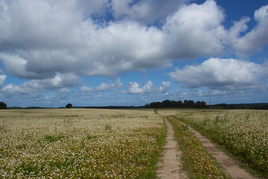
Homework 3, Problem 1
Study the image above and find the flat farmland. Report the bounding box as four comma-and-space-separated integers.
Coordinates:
0, 108, 164, 178
1, 108, 267, 178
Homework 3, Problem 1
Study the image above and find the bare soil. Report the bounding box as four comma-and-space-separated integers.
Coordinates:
185, 123, 257, 179
157, 116, 187, 179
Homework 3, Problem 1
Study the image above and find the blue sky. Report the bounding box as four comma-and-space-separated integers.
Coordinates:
0, 0, 268, 107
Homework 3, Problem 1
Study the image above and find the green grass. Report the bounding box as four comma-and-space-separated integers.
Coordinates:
43, 135, 66, 143
86, 135, 98, 140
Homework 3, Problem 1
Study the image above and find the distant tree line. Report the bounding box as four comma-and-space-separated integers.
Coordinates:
210, 103, 268, 110
145, 100, 207, 108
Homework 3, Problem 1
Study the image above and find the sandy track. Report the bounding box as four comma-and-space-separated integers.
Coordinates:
184, 122, 257, 179
157, 116, 187, 179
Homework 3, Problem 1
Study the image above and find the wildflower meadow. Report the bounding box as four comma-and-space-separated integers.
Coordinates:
0, 109, 164, 178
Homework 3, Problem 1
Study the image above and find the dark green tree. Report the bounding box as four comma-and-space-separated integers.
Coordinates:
65, 103, 72, 108
0, 102, 7, 109
162, 100, 171, 108
184, 100, 188, 107
177, 100, 183, 107
196, 101, 201, 108
200, 101, 207, 108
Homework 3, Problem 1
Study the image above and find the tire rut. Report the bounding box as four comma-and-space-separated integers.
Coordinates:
157, 116, 187, 179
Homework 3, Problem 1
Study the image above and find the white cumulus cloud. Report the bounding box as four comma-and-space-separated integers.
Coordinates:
232, 5, 268, 56
80, 86, 94, 93
58, 87, 71, 94
111, 0, 184, 24
0, 75, 6, 87
162, 0, 227, 59
97, 78, 123, 91
0, 0, 267, 92
0, 73, 81, 95
159, 81, 171, 93
169, 58, 264, 90
127, 81, 153, 94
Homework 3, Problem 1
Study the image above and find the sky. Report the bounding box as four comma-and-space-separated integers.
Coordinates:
0, 0, 268, 107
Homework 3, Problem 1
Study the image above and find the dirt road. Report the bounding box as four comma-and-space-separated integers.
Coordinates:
157, 116, 187, 179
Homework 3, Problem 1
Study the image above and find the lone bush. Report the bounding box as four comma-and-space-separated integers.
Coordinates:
65, 103, 72, 108
0, 102, 7, 109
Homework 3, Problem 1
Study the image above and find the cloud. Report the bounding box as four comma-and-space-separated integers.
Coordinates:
198, 89, 227, 97
0, 75, 6, 87
169, 58, 264, 90
58, 87, 71, 94
162, 0, 227, 59
0, 73, 81, 95
264, 61, 268, 79
77, 0, 108, 16
231, 5, 268, 56
40, 73, 82, 89
45, 95, 55, 103
159, 81, 171, 93
0, 53, 42, 79
175, 89, 187, 98
0, 17, 169, 79
1, 84, 22, 95
0, 0, 226, 81
111, 0, 184, 24
80, 78, 123, 93
94, 92, 103, 98
84, 21, 170, 76
126, 81, 153, 94
96, 78, 122, 91
80, 86, 94, 93
0, 0, 267, 88
0, 0, 85, 50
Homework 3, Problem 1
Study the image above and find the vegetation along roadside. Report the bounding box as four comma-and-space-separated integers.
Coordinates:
167, 115, 228, 178
173, 110, 268, 178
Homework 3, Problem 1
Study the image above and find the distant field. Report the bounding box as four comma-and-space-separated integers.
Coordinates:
0, 108, 164, 178
167, 109, 268, 177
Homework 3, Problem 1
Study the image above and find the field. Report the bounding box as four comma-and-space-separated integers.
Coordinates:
0, 108, 164, 178
0, 108, 267, 178
169, 109, 268, 178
